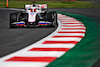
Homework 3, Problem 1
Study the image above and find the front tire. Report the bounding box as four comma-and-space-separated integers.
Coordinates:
48, 12, 57, 27
36, 14, 39, 25
51, 12, 58, 27
9, 13, 17, 28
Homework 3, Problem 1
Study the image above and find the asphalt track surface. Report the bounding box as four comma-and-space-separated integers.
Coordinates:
0, 9, 57, 58
49, 8, 100, 21
0, 8, 100, 66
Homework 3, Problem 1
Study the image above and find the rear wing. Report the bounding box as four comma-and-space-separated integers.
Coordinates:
25, 4, 47, 9
25, 5, 32, 9
41, 4, 47, 9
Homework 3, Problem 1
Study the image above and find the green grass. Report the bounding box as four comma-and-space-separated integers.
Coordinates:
0, 1, 100, 8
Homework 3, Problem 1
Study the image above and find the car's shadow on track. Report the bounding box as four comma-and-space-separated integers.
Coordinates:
8, 26, 57, 29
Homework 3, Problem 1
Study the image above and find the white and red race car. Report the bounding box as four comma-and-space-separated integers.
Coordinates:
9, 3, 57, 28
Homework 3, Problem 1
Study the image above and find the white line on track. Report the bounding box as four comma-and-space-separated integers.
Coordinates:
32, 44, 75, 48
62, 21, 82, 23
55, 33, 85, 36
62, 24, 84, 25
0, 62, 49, 67
59, 30, 85, 32
47, 38, 81, 41
14, 51, 66, 57
62, 27, 86, 28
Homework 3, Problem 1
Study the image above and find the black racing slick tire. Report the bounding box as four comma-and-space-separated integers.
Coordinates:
9, 13, 17, 28
36, 15, 39, 25
53, 12, 58, 26
48, 12, 57, 27
52, 12, 58, 27
47, 12, 53, 22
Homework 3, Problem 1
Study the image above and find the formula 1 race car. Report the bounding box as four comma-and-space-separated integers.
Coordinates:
9, 3, 57, 28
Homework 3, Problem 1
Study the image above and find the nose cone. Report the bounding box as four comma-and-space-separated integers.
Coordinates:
28, 12, 36, 23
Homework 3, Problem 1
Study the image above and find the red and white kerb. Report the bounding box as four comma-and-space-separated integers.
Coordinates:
0, 14, 86, 67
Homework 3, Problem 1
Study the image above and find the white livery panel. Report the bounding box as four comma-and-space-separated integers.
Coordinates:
28, 12, 37, 22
